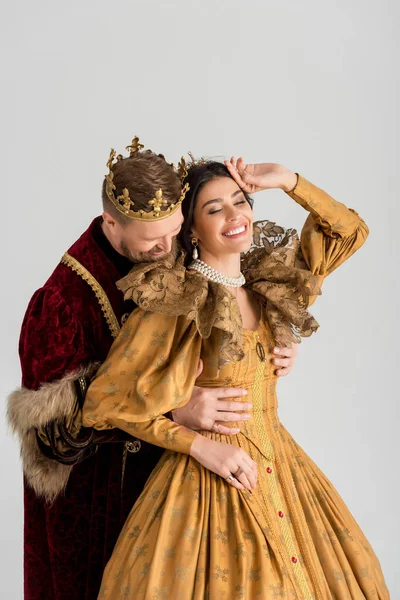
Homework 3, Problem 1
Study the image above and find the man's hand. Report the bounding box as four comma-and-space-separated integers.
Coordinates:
172, 344, 298, 432
172, 386, 252, 435
273, 344, 298, 377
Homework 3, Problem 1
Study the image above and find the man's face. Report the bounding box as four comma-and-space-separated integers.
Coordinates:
103, 206, 184, 263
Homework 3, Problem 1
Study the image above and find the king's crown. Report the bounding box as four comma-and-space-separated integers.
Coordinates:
105, 136, 190, 221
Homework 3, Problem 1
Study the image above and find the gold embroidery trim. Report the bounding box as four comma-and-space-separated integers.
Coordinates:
61, 252, 136, 495
61, 252, 121, 340
247, 332, 314, 600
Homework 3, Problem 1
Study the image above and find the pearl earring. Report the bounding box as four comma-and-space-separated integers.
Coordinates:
191, 238, 199, 260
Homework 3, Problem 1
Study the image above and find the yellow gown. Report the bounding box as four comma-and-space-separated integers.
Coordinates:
83, 176, 389, 599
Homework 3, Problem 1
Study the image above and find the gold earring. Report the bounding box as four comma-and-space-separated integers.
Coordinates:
191, 238, 199, 260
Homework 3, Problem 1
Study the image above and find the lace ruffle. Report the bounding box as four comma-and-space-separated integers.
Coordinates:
117, 253, 244, 366
241, 220, 321, 347
117, 221, 321, 365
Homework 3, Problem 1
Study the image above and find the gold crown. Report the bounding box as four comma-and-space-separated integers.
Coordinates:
176, 152, 209, 177
187, 152, 209, 168
105, 136, 190, 221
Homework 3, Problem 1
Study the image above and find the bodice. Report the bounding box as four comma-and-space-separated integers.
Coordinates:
197, 318, 280, 458
197, 318, 276, 388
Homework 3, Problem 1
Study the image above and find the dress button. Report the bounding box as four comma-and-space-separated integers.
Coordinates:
278, 511, 284, 518
266, 467, 272, 474
291, 556, 297, 564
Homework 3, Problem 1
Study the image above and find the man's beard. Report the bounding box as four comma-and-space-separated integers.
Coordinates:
120, 238, 179, 264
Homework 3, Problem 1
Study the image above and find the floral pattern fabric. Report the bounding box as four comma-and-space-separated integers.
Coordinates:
83, 176, 388, 599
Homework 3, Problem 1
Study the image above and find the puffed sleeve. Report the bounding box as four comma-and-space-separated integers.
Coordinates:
288, 176, 369, 306
19, 287, 90, 389
83, 309, 202, 455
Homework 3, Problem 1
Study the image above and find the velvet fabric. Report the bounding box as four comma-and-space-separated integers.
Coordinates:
19, 218, 163, 600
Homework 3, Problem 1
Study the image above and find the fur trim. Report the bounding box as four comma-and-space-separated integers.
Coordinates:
7, 363, 99, 504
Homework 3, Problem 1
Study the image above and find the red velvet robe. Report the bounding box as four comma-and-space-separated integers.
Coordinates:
19, 218, 163, 600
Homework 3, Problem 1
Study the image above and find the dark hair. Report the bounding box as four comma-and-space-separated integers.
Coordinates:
179, 161, 253, 260
102, 151, 182, 225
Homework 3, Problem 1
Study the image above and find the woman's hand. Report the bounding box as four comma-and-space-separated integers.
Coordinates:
190, 434, 258, 491
224, 157, 298, 194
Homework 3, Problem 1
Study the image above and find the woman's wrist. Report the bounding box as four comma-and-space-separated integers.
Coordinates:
279, 170, 298, 193
190, 433, 209, 459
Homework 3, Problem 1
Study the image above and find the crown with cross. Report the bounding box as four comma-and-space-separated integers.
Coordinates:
104, 136, 190, 221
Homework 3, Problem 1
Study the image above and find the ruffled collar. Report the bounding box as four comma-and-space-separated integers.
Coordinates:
241, 220, 321, 347
117, 252, 244, 366
117, 221, 321, 366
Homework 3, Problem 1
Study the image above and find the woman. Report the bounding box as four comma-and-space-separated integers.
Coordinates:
83, 158, 389, 599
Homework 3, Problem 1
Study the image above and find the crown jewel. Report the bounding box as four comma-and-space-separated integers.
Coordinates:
104, 136, 190, 221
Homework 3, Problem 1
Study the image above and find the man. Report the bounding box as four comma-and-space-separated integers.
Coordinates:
8, 138, 297, 600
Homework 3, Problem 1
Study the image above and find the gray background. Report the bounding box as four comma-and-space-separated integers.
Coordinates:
1, 0, 398, 597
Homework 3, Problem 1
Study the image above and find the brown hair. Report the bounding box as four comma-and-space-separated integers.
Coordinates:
102, 151, 182, 225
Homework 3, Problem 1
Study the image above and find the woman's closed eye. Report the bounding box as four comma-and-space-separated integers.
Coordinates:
208, 200, 247, 215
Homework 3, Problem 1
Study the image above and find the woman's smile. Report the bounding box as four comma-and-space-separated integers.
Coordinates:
221, 222, 248, 238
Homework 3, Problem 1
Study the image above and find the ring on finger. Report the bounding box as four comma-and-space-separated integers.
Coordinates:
225, 475, 235, 482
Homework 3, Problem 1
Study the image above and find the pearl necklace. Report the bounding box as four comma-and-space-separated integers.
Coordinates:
189, 259, 246, 288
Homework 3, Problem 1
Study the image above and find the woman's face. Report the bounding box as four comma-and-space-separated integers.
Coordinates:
191, 176, 253, 258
